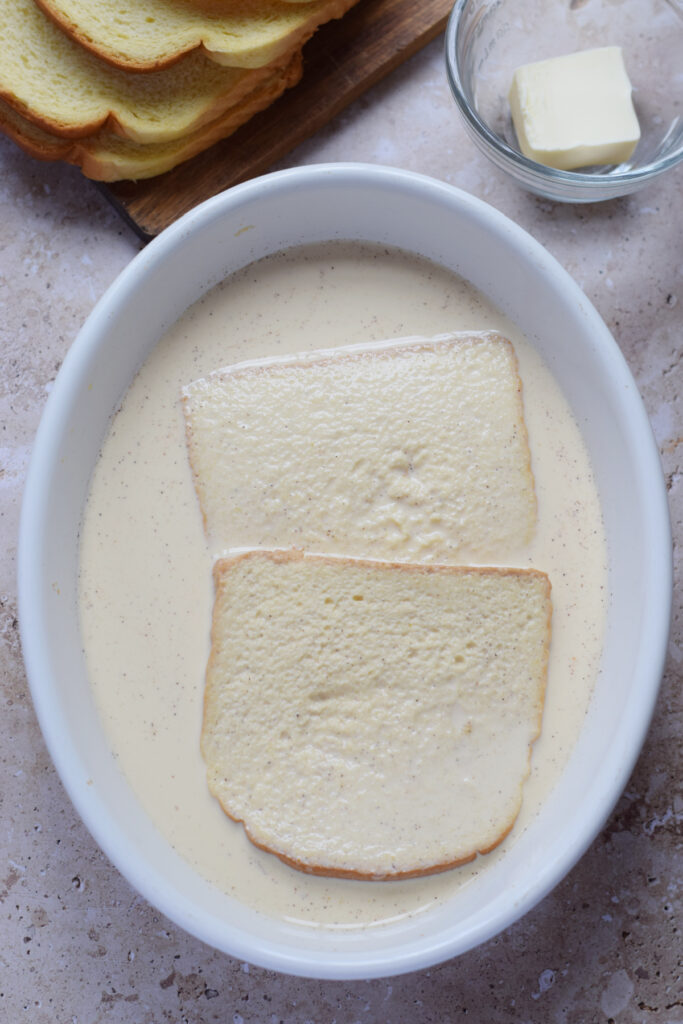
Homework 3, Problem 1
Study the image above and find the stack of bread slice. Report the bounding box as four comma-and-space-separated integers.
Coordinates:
0, 0, 360, 180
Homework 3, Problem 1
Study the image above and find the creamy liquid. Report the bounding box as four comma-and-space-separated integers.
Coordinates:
78, 243, 607, 927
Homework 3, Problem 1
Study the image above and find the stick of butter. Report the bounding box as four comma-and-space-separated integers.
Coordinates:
508, 46, 640, 171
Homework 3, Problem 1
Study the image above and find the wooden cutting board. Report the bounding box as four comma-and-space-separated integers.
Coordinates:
101, 0, 453, 240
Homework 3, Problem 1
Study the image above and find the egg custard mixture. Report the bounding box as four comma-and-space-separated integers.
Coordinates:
78, 242, 607, 926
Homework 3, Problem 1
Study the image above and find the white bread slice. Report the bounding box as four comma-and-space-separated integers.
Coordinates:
33, 0, 360, 72
0, 0, 298, 143
0, 55, 302, 180
202, 549, 552, 879
182, 334, 537, 563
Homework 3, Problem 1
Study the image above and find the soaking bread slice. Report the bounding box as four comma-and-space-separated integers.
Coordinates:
33, 0, 359, 72
0, 0, 298, 143
0, 55, 302, 180
202, 550, 552, 879
183, 333, 537, 564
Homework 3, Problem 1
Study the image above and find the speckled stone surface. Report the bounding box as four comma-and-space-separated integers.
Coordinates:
1, 37, 681, 1024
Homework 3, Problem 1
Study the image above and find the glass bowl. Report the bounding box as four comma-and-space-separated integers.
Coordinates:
445, 0, 683, 202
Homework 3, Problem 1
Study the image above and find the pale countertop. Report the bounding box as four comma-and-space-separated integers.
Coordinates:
1, 35, 682, 1024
